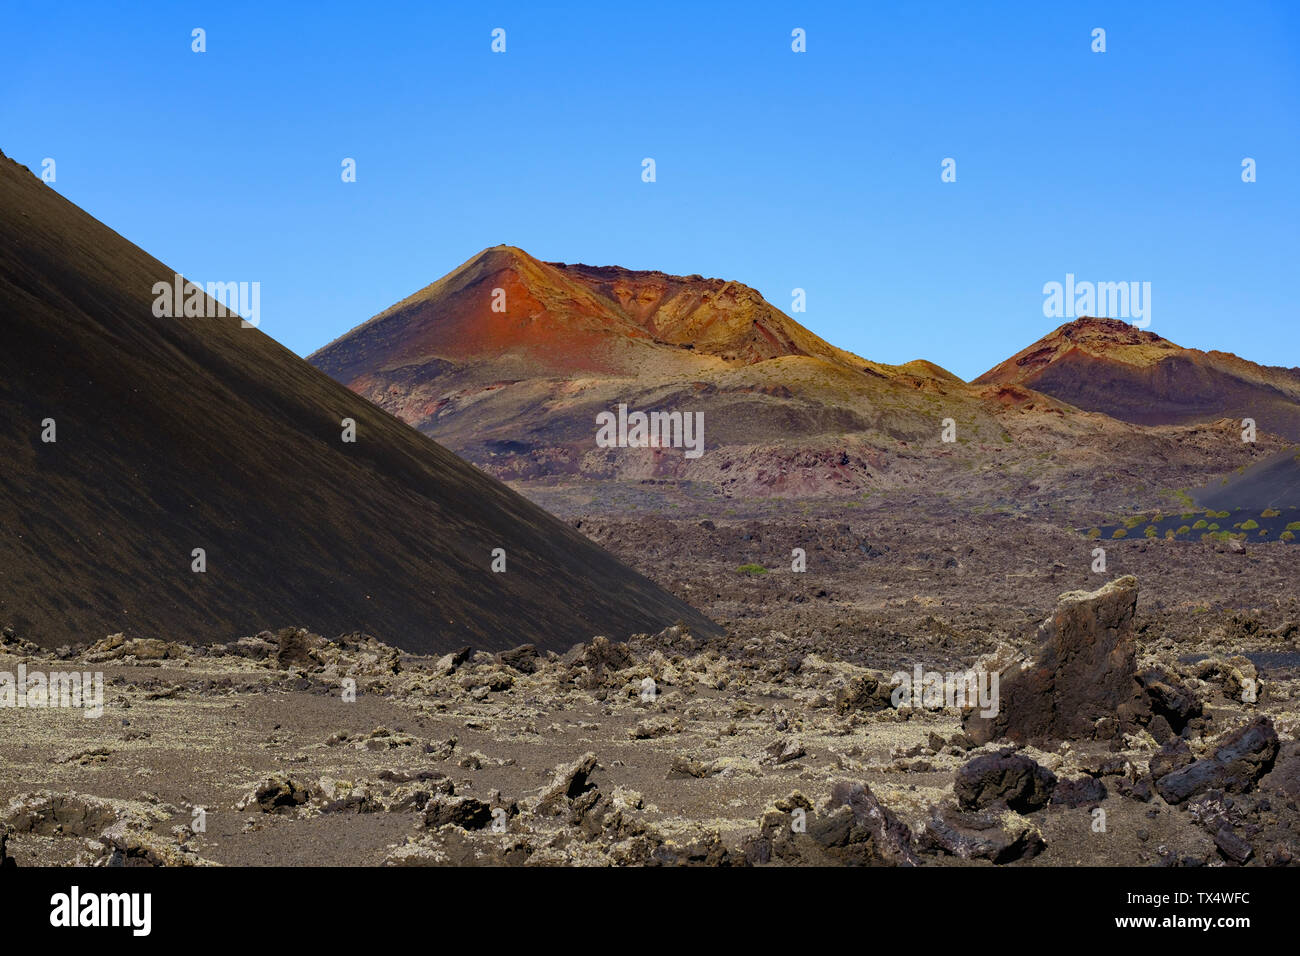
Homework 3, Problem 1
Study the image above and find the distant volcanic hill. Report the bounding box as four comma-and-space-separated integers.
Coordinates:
0, 153, 717, 652
310, 251, 1279, 507
975, 317, 1300, 440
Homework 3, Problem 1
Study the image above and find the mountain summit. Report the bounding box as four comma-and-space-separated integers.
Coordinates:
310, 244, 868, 384
976, 317, 1300, 439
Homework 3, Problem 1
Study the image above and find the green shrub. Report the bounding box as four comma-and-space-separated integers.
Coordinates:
737, 563, 768, 575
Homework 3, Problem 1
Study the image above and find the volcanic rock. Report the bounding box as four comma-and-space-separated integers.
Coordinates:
236, 775, 310, 813
828, 781, 920, 866
98, 821, 213, 867
423, 796, 494, 831
835, 673, 894, 714
964, 576, 1150, 745
1050, 776, 1108, 808
1137, 667, 1203, 740
920, 802, 1046, 864
1154, 717, 1280, 805
532, 753, 601, 819
954, 749, 1057, 812
496, 644, 540, 674
1213, 826, 1254, 864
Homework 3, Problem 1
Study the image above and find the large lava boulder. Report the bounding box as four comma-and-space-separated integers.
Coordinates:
964, 576, 1151, 746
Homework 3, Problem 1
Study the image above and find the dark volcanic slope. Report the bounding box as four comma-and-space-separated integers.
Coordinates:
0, 150, 718, 652
976, 317, 1300, 440
1193, 446, 1300, 510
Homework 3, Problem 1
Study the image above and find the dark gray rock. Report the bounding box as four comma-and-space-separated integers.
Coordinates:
496, 644, 540, 674
1155, 717, 1279, 805
955, 749, 1057, 812
1051, 775, 1108, 808
423, 796, 494, 830
829, 780, 920, 866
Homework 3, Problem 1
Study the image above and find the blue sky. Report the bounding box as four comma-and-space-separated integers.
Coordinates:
3, 1, 1297, 380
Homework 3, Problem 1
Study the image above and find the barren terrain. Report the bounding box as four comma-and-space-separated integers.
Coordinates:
4, 490, 1297, 867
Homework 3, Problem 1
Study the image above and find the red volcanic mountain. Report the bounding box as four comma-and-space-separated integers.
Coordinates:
976, 317, 1300, 440
308, 246, 999, 491
0, 154, 717, 651
311, 245, 869, 382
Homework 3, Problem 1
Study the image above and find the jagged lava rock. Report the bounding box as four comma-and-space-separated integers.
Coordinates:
955, 749, 1057, 812
964, 575, 1150, 746
1154, 717, 1280, 805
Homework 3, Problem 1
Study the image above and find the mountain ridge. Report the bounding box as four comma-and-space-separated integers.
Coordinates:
308, 251, 1285, 504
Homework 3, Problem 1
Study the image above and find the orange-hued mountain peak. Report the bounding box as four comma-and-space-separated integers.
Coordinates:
975, 317, 1181, 384
309, 246, 882, 385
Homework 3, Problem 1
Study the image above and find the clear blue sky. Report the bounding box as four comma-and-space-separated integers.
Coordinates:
4, 1, 1297, 380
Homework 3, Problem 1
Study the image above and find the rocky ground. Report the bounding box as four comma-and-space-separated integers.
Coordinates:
2, 490, 1298, 867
